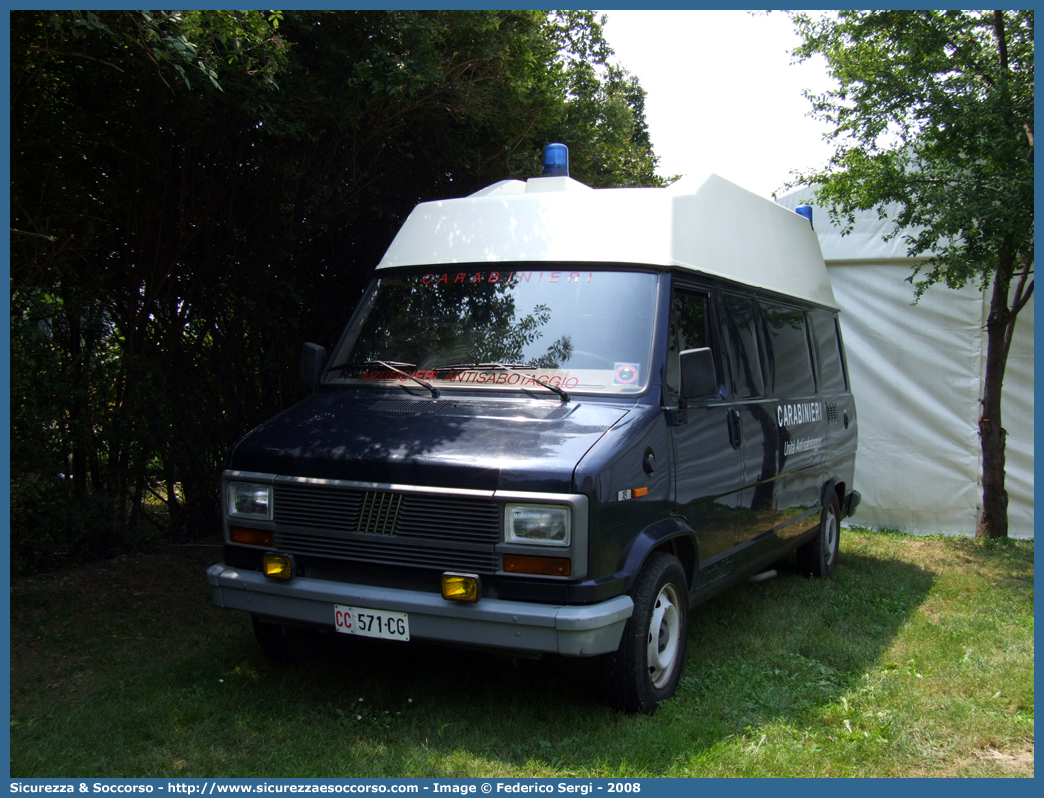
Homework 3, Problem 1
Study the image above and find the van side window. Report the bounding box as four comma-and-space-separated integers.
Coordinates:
759, 301, 816, 397
721, 293, 765, 399
665, 290, 711, 402
810, 309, 848, 394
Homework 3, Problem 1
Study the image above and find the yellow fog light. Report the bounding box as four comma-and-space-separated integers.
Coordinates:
262, 553, 294, 580
442, 572, 480, 602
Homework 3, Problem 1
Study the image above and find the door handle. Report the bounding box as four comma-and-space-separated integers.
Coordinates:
727, 408, 742, 450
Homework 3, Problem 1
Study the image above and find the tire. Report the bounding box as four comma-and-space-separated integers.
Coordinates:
603, 552, 689, 714
797, 492, 841, 577
251, 615, 321, 664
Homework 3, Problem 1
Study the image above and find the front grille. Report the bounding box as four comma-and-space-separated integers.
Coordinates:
275, 531, 499, 572
272, 482, 500, 573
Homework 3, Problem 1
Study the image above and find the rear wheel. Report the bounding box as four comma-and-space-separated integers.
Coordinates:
603, 552, 689, 714
797, 493, 841, 577
251, 615, 321, 664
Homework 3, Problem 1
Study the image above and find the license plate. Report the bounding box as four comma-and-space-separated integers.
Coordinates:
334, 605, 410, 641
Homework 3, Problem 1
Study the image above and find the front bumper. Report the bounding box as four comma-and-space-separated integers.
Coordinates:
206, 563, 633, 657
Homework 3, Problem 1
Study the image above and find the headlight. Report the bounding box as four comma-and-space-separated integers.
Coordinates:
505, 504, 570, 546
227, 482, 273, 520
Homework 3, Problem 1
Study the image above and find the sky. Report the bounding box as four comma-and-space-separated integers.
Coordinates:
599, 10, 837, 199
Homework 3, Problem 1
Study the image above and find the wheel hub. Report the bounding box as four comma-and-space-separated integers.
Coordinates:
646, 584, 681, 688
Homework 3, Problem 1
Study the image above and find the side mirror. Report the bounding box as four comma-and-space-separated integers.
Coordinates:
679, 347, 718, 401
300, 342, 327, 388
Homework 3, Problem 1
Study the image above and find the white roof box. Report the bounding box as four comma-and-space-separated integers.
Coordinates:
377, 170, 836, 309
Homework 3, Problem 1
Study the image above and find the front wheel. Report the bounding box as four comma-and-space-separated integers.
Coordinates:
603, 552, 689, 714
797, 493, 841, 577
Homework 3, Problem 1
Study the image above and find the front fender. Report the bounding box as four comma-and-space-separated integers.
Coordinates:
616, 515, 699, 596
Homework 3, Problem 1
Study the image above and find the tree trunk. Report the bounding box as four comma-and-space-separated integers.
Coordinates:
977, 253, 1014, 538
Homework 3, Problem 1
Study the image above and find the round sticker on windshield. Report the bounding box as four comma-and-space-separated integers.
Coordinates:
614, 363, 640, 384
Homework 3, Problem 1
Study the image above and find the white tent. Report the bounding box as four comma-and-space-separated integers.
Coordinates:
777, 192, 1034, 539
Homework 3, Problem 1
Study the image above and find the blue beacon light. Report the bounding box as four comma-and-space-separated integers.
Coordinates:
795, 204, 814, 229
542, 143, 569, 177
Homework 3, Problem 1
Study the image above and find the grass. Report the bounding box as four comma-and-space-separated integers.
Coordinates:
9, 529, 1034, 778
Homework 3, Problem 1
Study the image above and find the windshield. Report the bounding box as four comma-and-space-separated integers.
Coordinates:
324, 268, 659, 396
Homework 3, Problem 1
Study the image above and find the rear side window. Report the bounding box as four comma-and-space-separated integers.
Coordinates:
720, 292, 764, 399
759, 301, 816, 397
810, 309, 848, 394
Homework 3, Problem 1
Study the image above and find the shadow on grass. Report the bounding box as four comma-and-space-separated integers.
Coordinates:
214, 548, 934, 774
11, 542, 937, 776
347, 549, 930, 764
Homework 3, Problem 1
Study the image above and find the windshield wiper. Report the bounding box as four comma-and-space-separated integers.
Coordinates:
433, 362, 569, 402
433, 362, 531, 371
332, 360, 440, 399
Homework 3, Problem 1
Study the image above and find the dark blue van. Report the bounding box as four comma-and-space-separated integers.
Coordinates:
207, 146, 860, 713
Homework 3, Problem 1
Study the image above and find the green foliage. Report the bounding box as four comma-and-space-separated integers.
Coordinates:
9, 9, 663, 567
35, 10, 289, 91
788, 10, 1033, 297
542, 12, 663, 187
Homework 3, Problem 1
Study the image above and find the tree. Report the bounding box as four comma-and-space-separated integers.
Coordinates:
11, 10, 295, 564
10, 9, 663, 569
787, 10, 1033, 538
